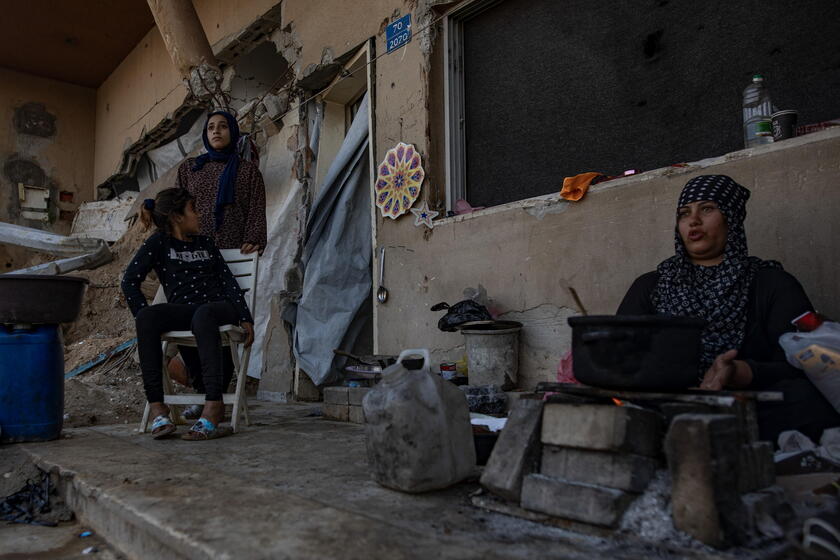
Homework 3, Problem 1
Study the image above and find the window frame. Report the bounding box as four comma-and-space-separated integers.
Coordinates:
444, 0, 504, 212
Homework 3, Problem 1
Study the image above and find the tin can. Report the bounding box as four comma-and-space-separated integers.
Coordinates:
440, 362, 457, 380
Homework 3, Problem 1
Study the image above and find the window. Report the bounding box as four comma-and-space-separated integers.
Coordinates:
445, 0, 840, 209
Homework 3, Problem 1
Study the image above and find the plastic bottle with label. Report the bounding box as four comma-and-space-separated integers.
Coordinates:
742, 74, 775, 148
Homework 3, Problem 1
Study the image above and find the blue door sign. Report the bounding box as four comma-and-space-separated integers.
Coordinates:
386, 14, 412, 53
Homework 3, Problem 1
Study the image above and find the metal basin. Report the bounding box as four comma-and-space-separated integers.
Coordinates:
0, 275, 88, 324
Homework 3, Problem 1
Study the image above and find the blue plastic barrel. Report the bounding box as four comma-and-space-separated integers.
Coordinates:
0, 324, 64, 442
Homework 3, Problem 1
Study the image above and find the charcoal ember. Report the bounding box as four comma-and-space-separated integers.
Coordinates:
460, 384, 507, 414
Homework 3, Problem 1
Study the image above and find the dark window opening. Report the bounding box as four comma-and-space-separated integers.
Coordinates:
453, 0, 840, 208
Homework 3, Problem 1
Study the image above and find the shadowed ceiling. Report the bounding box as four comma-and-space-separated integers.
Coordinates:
0, 0, 157, 88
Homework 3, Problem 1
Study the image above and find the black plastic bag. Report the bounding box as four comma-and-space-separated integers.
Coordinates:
431, 300, 492, 332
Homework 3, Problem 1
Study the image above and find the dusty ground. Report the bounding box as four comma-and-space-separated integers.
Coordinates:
15, 402, 778, 560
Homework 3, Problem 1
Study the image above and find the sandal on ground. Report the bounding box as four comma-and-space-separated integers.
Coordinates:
150, 415, 176, 439
181, 418, 232, 441
183, 405, 204, 420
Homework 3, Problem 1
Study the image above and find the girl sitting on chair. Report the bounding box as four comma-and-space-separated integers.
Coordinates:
121, 187, 254, 440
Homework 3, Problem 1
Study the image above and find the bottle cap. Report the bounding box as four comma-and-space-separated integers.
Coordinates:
792, 310, 823, 332
753, 74, 764, 82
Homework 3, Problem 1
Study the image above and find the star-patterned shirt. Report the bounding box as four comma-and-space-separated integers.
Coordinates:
121, 232, 253, 324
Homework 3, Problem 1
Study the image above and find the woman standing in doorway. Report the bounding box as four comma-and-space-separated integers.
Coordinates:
172, 111, 267, 411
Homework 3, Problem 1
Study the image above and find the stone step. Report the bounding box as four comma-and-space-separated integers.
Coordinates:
20, 430, 496, 560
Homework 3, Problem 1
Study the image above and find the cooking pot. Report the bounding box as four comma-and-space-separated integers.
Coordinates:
568, 315, 706, 390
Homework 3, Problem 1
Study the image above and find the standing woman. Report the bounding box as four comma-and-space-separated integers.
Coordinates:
172, 111, 267, 408
176, 110, 267, 252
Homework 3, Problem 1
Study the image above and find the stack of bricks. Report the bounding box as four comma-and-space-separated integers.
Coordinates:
519, 402, 663, 528
322, 386, 370, 424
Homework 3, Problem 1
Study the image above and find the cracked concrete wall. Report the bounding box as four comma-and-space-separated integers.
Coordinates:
0, 67, 96, 271
375, 131, 840, 391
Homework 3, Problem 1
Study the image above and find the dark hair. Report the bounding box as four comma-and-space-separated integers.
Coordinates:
139, 188, 194, 234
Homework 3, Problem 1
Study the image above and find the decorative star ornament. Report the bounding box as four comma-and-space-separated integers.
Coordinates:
410, 200, 439, 229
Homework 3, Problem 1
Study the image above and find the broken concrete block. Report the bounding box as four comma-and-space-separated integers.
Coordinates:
665, 414, 746, 547
323, 403, 349, 422
541, 446, 658, 493
348, 405, 365, 424
541, 403, 662, 457
520, 474, 635, 527
480, 398, 543, 502
348, 387, 371, 406
324, 386, 349, 405
738, 442, 775, 493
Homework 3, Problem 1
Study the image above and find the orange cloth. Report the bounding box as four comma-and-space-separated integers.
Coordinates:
560, 172, 603, 202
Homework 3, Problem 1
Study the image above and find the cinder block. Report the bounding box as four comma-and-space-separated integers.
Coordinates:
520, 474, 634, 527
323, 403, 349, 422
541, 446, 658, 493
541, 403, 662, 457
737, 442, 775, 493
480, 398, 544, 502
348, 405, 365, 424
348, 386, 371, 406
324, 386, 349, 405
665, 414, 747, 547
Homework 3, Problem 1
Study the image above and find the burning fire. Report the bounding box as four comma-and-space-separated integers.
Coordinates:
611, 398, 624, 407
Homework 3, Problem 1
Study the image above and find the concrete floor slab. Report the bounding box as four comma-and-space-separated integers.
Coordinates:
14, 402, 735, 559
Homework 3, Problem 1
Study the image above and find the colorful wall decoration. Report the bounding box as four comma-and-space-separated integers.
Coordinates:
375, 142, 424, 219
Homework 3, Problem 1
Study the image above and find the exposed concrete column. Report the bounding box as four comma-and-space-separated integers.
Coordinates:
147, 0, 216, 77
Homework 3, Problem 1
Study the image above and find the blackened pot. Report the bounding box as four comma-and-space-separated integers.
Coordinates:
0, 275, 88, 324
568, 315, 706, 390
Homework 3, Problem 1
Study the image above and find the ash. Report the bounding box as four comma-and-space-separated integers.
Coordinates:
619, 470, 706, 550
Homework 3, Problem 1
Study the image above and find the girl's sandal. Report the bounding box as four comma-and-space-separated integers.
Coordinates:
181, 418, 232, 441
150, 415, 176, 439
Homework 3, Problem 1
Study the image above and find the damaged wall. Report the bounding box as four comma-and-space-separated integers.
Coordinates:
0, 66, 96, 271
92, 0, 282, 188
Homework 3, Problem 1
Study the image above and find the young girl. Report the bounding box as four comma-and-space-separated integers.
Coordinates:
121, 188, 254, 440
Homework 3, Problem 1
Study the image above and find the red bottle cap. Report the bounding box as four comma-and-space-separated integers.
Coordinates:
792, 311, 823, 332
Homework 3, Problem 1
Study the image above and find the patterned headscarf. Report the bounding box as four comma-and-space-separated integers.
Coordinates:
191, 111, 241, 231
653, 175, 781, 372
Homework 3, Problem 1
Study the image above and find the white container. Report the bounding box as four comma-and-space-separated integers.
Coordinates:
362, 348, 476, 493
461, 321, 522, 390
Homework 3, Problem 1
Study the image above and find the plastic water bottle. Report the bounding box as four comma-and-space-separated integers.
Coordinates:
742, 74, 774, 148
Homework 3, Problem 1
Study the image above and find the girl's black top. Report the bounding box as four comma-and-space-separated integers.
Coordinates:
121, 232, 253, 324
617, 267, 813, 389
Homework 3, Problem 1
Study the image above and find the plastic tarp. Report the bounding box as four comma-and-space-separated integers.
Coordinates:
292, 93, 371, 386
245, 101, 323, 380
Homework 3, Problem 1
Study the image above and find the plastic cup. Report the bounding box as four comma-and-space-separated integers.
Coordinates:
772, 110, 798, 141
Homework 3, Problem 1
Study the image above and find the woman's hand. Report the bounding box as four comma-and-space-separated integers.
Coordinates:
700, 349, 752, 391
240, 243, 259, 254
241, 322, 254, 348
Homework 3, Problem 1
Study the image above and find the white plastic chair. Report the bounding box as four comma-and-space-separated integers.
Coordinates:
139, 248, 259, 433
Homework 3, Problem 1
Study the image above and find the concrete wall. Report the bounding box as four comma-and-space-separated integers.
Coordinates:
375, 130, 840, 391
92, 0, 281, 187
0, 67, 96, 270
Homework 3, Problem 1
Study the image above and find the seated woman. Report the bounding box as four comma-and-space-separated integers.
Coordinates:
618, 174, 839, 444
121, 188, 254, 440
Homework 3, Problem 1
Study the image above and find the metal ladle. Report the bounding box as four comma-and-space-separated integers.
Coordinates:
376, 247, 388, 304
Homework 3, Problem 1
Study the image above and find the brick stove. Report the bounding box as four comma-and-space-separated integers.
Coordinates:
478, 383, 788, 548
